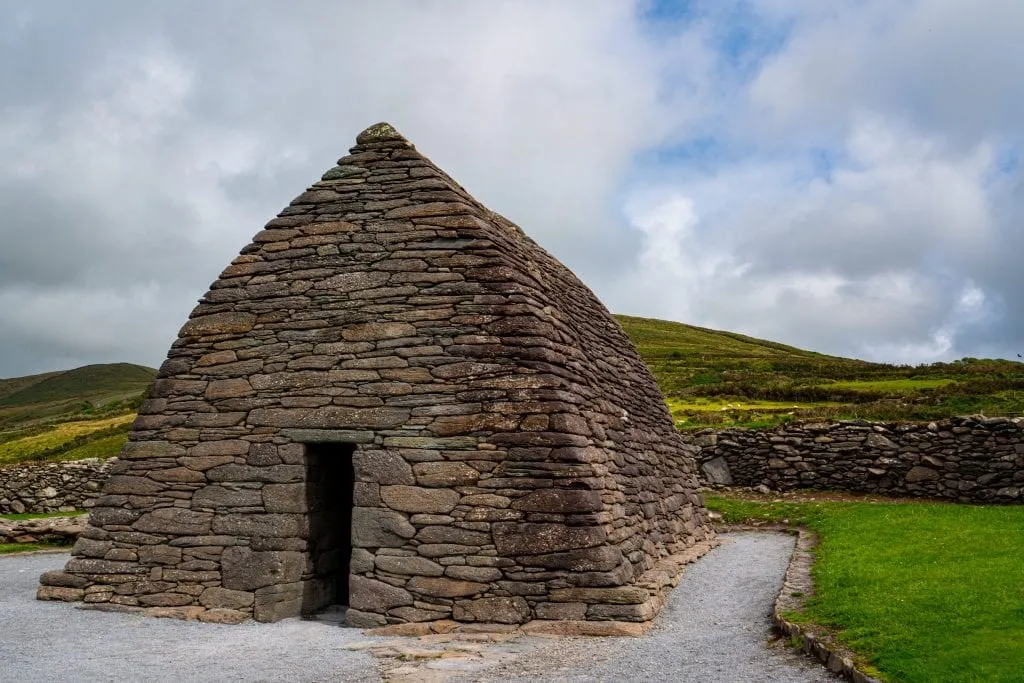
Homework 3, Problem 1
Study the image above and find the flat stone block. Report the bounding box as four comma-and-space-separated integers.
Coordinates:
493, 522, 606, 556
381, 486, 460, 514
221, 547, 304, 591
351, 507, 415, 547
453, 597, 530, 624
253, 582, 304, 622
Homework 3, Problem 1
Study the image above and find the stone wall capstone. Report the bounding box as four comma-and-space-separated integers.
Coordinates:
0, 458, 113, 514
37, 122, 714, 627
687, 416, 1024, 502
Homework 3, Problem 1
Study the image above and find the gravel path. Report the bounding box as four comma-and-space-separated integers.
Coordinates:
464, 532, 837, 682
0, 553, 381, 682
1, 533, 835, 682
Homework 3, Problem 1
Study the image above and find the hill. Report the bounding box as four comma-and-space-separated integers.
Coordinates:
0, 363, 155, 454
615, 315, 1024, 428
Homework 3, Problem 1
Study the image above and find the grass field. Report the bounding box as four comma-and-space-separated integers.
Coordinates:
616, 315, 1024, 428
706, 495, 1024, 682
0, 363, 154, 431
0, 414, 134, 466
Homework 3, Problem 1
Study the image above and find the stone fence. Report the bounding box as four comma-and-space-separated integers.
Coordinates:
686, 416, 1024, 503
0, 458, 114, 514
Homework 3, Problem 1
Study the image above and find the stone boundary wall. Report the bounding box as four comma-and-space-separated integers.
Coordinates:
687, 416, 1024, 502
0, 458, 113, 514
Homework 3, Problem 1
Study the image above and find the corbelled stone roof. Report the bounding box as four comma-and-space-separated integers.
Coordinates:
39, 123, 715, 627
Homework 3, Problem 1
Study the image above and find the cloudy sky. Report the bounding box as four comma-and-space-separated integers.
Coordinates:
1, 0, 1022, 377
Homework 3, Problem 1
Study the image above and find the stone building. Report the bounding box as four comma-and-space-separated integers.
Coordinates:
38, 123, 714, 627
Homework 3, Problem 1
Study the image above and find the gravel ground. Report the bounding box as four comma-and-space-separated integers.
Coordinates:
0, 553, 381, 682
1, 533, 836, 682
464, 532, 838, 682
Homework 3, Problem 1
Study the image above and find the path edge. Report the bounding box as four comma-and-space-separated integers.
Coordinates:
720, 524, 883, 683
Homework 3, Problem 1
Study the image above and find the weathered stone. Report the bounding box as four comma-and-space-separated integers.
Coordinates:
412, 461, 479, 487
181, 312, 257, 336
253, 582, 304, 622
374, 555, 444, 577
905, 466, 940, 483
353, 451, 415, 485
342, 322, 416, 341
444, 565, 503, 583
349, 575, 413, 612
199, 586, 255, 610
37, 586, 85, 602
39, 570, 89, 588
247, 407, 409, 429
415, 526, 490, 545
212, 514, 306, 538
511, 489, 603, 513
550, 587, 649, 604
700, 457, 733, 485
406, 576, 487, 598
262, 484, 306, 513
133, 508, 213, 535
493, 523, 606, 556
137, 545, 182, 566
193, 485, 263, 508
535, 602, 587, 620
351, 507, 416, 547
453, 597, 531, 624
221, 547, 304, 591
205, 379, 253, 399
380, 486, 460, 514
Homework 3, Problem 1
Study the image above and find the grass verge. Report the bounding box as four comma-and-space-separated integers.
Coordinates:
705, 494, 1024, 682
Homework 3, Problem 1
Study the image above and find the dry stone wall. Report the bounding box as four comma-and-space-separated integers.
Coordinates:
39, 123, 713, 627
0, 458, 112, 514
689, 416, 1024, 502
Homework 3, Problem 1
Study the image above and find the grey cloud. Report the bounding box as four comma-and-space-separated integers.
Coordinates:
0, 1, 684, 376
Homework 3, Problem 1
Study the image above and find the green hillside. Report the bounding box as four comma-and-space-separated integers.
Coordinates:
615, 315, 1024, 428
0, 363, 155, 409
0, 363, 155, 436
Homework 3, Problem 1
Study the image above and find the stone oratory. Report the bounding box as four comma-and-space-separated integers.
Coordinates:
39, 123, 715, 627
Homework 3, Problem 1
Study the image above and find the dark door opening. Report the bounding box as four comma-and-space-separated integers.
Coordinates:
302, 442, 355, 615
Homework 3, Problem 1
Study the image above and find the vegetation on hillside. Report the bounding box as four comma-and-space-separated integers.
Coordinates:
616, 315, 1024, 428
706, 494, 1024, 682
0, 363, 153, 466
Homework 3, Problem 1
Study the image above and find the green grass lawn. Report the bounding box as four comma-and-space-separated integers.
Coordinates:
706, 495, 1024, 682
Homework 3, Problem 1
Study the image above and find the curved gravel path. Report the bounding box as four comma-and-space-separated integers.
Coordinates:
1, 533, 835, 682
464, 532, 837, 682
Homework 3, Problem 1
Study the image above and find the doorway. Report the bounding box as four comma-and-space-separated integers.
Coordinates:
302, 442, 355, 614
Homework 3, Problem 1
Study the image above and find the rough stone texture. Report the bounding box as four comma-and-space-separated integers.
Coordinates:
38, 122, 713, 626
0, 458, 112, 513
689, 416, 1024, 503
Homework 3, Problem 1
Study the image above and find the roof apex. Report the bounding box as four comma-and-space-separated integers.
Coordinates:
355, 122, 410, 146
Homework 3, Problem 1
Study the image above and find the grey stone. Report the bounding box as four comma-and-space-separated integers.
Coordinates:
701, 457, 733, 485
221, 547, 305, 591
351, 507, 415, 547
453, 596, 531, 624
374, 555, 444, 577
380, 486, 460, 514
352, 451, 415, 485
349, 575, 413, 612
